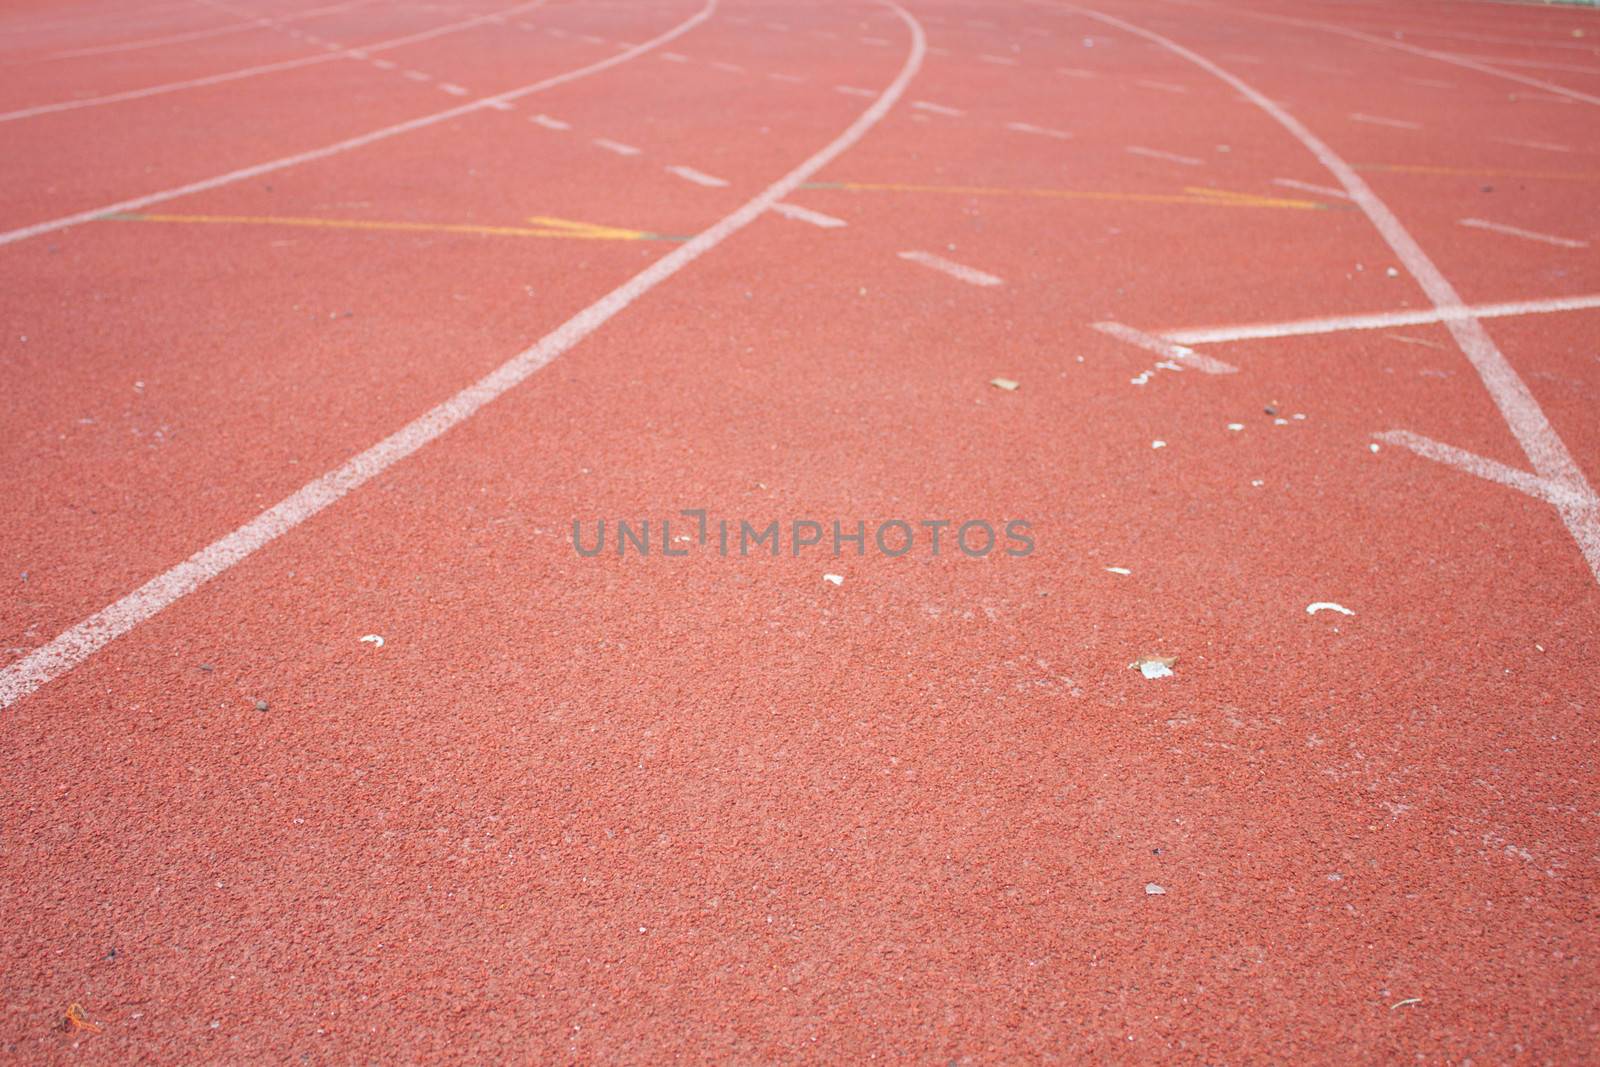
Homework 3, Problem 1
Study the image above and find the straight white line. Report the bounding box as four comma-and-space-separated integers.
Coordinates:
0, 3, 927, 713
1093, 322, 1239, 374
531, 113, 570, 129
1349, 112, 1421, 130
897, 250, 1003, 287
667, 164, 728, 187
1058, 3, 1600, 579
594, 137, 641, 156
0, 0, 550, 124
1135, 78, 1188, 93
836, 85, 877, 96
404, 69, 432, 81
1272, 177, 1348, 199
1458, 218, 1587, 249
1492, 137, 1571, 153
913, 100, 965, 116
43, 0, 375, 60
772, 202, 846, 228
978, 53, 1020, 65
1375, 431, 1594, 509
0, 0, 717, 248
371, 58, 396, 70
483, 99, 514, 111
1162, 293, 1600, 345
439, 82, 469, 95
1006, 120, 1072, 139
1126, 145, 1203, 166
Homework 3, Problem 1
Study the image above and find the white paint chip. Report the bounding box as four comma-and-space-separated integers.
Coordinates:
360, 634, 385, 647
824, 574, 844, 586
1126, 145, 1203, 166
531, 114, 569, 129
1145, 883, 1167, 895
1306, 602, 1355, 616
1105, 566, 1132, 575
593, 138, 641, 156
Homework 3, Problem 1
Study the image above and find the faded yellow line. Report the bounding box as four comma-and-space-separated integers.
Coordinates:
1356, 163, 1600, 182
805, 181, 1327, 210
101, 212, 673, 241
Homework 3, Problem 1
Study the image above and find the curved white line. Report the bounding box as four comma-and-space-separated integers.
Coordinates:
0, 2, 926, 711
1063, 3, 1600, 583
0, 0, 549, 124
0, 0, 715, 248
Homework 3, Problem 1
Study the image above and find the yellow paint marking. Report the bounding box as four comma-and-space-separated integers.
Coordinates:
1356, 163, 1600, 182
103, 212, 667, 241
810, 182, 1328, 210
1181, 186, 1322, 209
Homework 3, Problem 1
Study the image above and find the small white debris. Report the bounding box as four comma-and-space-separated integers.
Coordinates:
1151, 440, 1167, 449
1273, 417, 1289, 425
823, 574, 844, 586
1386, 267, 1399, 277
1292, 413, 1306, 420
1250, 479, 1264, 487
1306, 602, 1355, 616
1227, 423, 1245, 432
1105, 566, 1132, 575
1370, 443, 1381, 453
990, 377, 1020, 391
1131, 654, 1176, 679
360, 634, 385, 647
1145, 883, 1166, 895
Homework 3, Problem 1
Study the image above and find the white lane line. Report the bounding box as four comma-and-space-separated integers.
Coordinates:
1126, 145, 1203, 166
772, 202, 846, 228
1162, 293, 1600, 345
1349, 112, 1422, 130
1064, 3, 1600, 580
1135, 78, 1188, 92
0, 3, 927, 714
979, 53, 1020, 65
1093, 322, 1239, 374
1458, 218, 1587, 249
1272, 176, 1349, 199
897, 251, 1003, 287
1237, 8, 1600, 108
912, 100, 965, 116
531, 113, 570, 129
1375, 430, 1594, 510
483, 99, 514, 110
0, 0, 717, 248
42, 0, 376, 60
667, 165, 728, 187
0, 0, 550, 124
404, 69, 432, 81
439, 82, 469, 95
1492, 137, 1572, 153
594, 137, 641, 156
1006, 120, 1072, 139
836, 85, 877, 96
